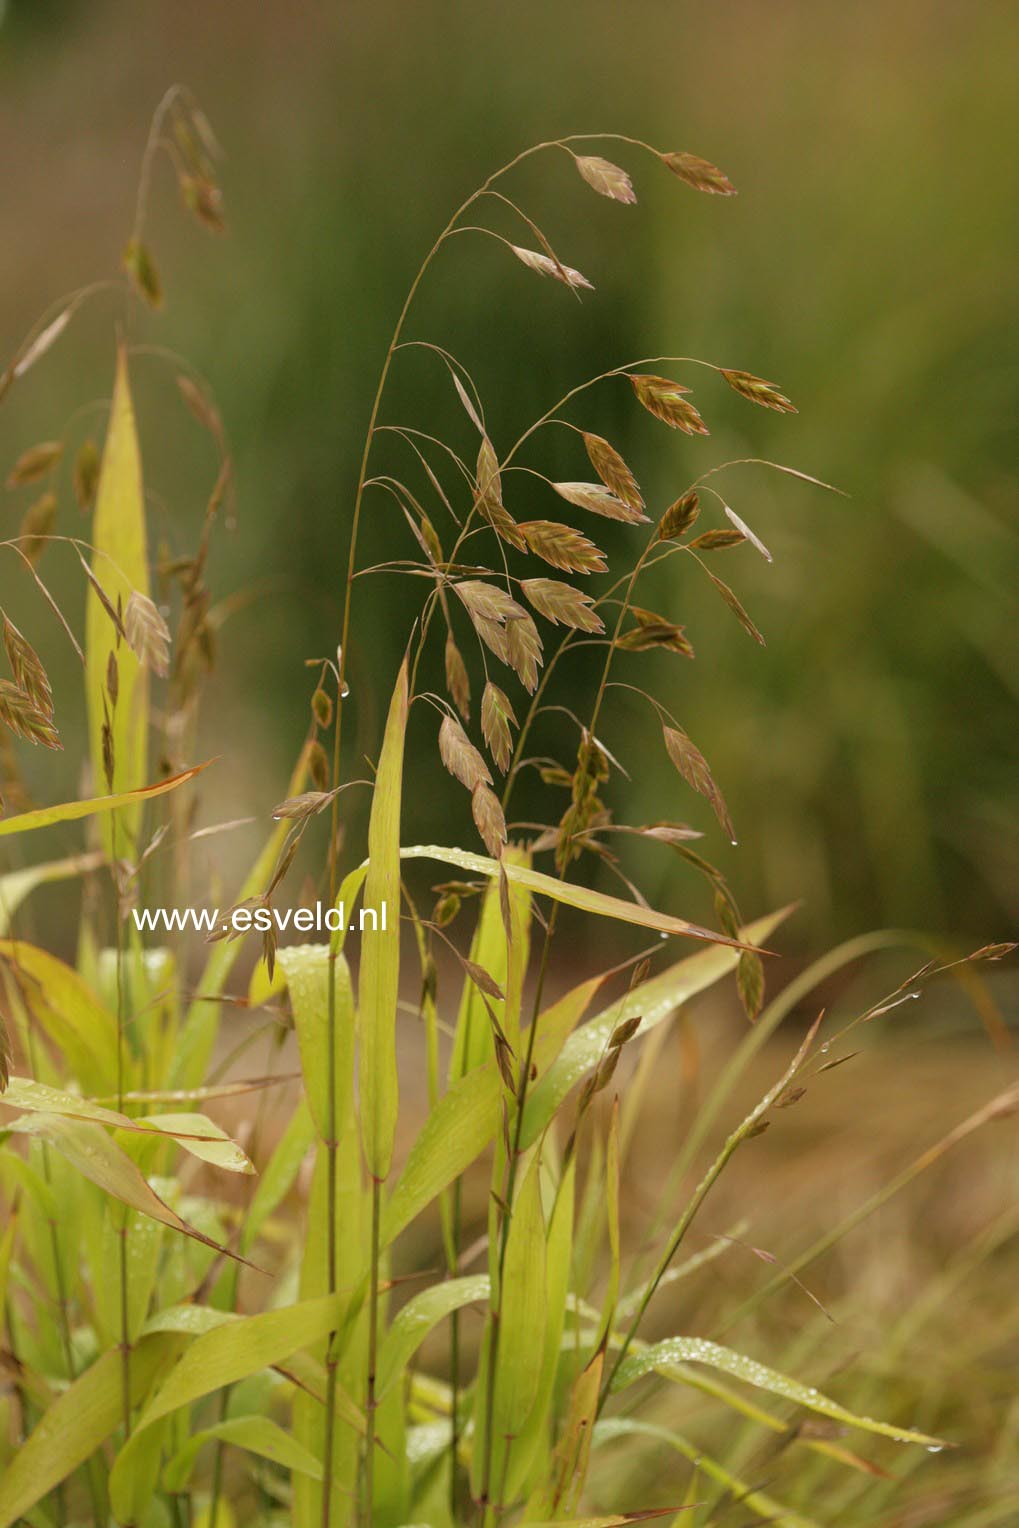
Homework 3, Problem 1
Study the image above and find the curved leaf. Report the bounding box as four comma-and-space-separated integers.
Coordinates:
611, 1336, 944, 1446
241, 1097, 316, 1253
400, 845, 760, 951
472, 1153, 547, 1499
377, 1275, 489, 1401
381, 1065, 501, 1250
1, 1078, 253, 1171
163, 1414, 324, 1492
0, 762, 209, 840
0, 850, 103, 932
141, 1112, 254, 1173
279, 944, 355, 1142
135, 1293, 364, 1435
4, 1113, 242, 1259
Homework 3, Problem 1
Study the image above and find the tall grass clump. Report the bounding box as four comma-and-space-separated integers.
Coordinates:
0, 91, 1015, 1528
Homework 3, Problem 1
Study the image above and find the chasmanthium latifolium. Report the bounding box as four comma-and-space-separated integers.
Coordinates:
0, 88, 1013, 1528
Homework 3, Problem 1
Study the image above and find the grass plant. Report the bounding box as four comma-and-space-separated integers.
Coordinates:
0, 91, 1014, 1528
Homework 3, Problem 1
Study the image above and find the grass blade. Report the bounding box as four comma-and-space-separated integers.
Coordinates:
4, 1113, 246, 1259
85, 346, 150, 856
400, 846, 765, 952
382, 974, 604, 1248
611, 1335, 945, 1447
162, 1414, 325, 1491
376, 1274, 489, 1401
0, 762, 210, 840
135, 1294, 364, 1434
360, 659, 409, 1181
280, 945, 355, 1142
173, 743, 312, 1086
0, 850, 103, 933
472, 1152, 547, 1504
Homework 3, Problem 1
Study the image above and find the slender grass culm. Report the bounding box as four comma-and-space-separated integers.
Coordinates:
0, 90, 1015, 1528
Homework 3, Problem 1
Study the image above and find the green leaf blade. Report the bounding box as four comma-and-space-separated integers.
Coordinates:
359, 659, 409, 1180
612, 1335, 946, 1447
85, 346, 150, 856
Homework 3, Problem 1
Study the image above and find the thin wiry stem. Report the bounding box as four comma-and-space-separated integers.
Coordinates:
506, 351, 732, 467
131, 85, 187, 244
330, 134, 658, 801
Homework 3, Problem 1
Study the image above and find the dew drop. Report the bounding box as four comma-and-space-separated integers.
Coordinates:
730, 838, 739, 847
926, 1444, 944, 1454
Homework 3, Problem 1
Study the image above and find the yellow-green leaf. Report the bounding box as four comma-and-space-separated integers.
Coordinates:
507, 1157, 577, 1503
85, 346, 150, 856
596, 1100, 621, 1349
359, 659, 408, 1179
0, 1212, 17, 1317
4, 1113, 240, 1258
0, 1333, 181, 1528
174, 742, 312, 1086
612, 1337, 945, 1446
279, 944, 355, 1143
520, 906, 791, 1150
140, 1112, 254, 1173
0, 850, 103, 933
1, 1079, 252, 1172
533, 1350, 604, 1518
0, 941, 118, 1093
382, 974, 602, 1249
473, 1153, 547, 1500
0, 762, 209, 840
501, 1160, 548, 1432
400, 845, 758, 951
381, 1065, 501, 1250
449, 844, 531, 1078
241, 1097, 316, 1254
377, 1275, 489, 1402
163, 1414, 324, 1492
135, 1294, 363, 1433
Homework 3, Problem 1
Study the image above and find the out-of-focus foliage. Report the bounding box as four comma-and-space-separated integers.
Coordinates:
0, 0, 1015, 952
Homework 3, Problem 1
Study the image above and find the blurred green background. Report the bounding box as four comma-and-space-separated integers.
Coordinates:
1, 0, 1016, 952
